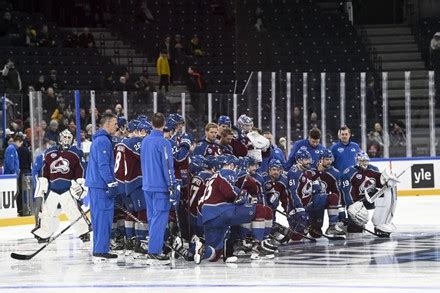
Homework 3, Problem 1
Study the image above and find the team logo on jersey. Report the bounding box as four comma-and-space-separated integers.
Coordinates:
351, 148, 356, 152
50, 157, 71, 174
337, 147, 344, 153
300, 146, 307, 151
359, 177, 376, 194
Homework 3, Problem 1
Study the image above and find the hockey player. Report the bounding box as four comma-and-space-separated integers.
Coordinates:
196, 155, 275, 264
262, 159, 291, 217
217, 127, 234, 155
217, 115, 247, 157
330, 125, 361, 172
32, 129, 91, 243
284, 127, 326, 170
309, 149, 345, 238
193, 122, 222, 157
341, 151, 398, 237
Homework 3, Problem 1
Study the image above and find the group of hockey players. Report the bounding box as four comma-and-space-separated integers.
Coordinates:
30, 112, 399, 265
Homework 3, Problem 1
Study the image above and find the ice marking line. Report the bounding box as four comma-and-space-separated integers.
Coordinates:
1, 284, 440, 290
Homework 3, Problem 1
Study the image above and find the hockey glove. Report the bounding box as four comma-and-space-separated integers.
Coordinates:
347, 201, 369, 226
234, 189, 249, 205
179, 133, 193, 149
107, 181, 119, 198
287, 208, 308, 233
70, 179, 85, 200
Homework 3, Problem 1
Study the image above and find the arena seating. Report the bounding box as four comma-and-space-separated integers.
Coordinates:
414, 17, 440, 66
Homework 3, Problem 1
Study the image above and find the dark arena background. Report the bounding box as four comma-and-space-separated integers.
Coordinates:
0, 0, 440, 292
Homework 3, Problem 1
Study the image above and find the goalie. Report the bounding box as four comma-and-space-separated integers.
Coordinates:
32, 129, 91, 243
341, 151, 398, 238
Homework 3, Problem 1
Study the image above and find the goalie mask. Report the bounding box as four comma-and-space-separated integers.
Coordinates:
356, 151, 370, 170
59, 129, 73, 149
237, 114, 253, 133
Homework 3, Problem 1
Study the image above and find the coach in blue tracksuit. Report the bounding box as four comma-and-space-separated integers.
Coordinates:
85, 114, 119, 259
330, 126, 360, 172
284, 128, 326, 170
141, 112, 178, 260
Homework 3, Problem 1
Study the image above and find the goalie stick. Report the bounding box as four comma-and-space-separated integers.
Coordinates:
11, 209, 90, 260
276, 209, 346, 241
115, 203, 190, 260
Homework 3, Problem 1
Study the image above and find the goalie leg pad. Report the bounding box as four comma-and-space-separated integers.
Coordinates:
34, 177, 48, 199
32, 191, 61, 239
348, 201, 369, 226
59, 191, 91, 236
372, 187, 397, 232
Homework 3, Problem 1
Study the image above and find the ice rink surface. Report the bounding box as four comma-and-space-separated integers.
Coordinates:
1, 196, 440, 293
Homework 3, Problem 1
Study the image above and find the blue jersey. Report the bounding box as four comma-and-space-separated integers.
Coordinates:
284, 139, 325, 170
193, 138, 222, 157
260, 145, 285, 173
341, 164, 382, 205
43, 145, 84, 193
169, 135, 191, 185
330, 140, 361, 172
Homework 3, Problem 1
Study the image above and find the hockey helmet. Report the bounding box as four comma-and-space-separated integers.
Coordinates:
189, 155, 207, 174
237, 114, 253, 132
356, 151, 370, 169
295, 149, 312, 161
268, 158, 283, 170
170, 113, 185, 124
117, 116, 127, 129
127, 119, 140, 133
137, 121, 152, 135
319, 149, 334, 161
217, 115, 232, 127
59, 129, 73, 149
164, 117, 177, 132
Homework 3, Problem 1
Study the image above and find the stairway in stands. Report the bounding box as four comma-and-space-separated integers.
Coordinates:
359, 24, 439, 156
89, 27, 190, 113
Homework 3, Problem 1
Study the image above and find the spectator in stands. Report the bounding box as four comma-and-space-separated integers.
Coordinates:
114, 104, 123, 117
135, 71, 156, 92
48, 69, 61, 91
79, 108, 88, 130
103, 73, 114, 91
79, 27, 95, 48
189, 35, 205, 56
430, 32, 440, 70
366, 77, 381, 121
187, 66, 205, 114
45, 119, 59, 143
391, 120, 406, 147
173, 34, 186, 83
42, 87, 58, 121
68, 119, 77, 134
135, 0, 155, 24
254, 7, 266, 33
367, 142, 381, 158
156, 49, 170, 92
64, 28, 79, 48
368, 122, 384, 148
309, 111, 319, 129
35, 75, 46, 92
23, 26, 37, 47
0, 11, 17, 37
2, 59, 21, 93
36, 24, 55, 47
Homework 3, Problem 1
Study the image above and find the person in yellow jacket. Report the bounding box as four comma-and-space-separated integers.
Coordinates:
156, 49, 170, 92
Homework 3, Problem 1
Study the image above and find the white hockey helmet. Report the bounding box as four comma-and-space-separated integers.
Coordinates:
59, 129, 73, 149
237, 114, 253, 133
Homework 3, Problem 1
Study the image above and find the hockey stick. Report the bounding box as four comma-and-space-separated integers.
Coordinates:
274, 209, 318, 242
11, 209, 90, 260
115, 202, 189, 260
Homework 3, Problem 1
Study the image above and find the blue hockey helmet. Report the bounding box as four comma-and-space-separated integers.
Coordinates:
189, 155, 208, 174
169, 113, 184, 124
205, 155, 217, 169
319, 149, 334, 161
117, 116, 127, 129
127, 119, 140, 133
268, 158, 283, 170
295, 149, 312, 161
137, 115, 149, 123
164, 117, 177, 132
217, 115, 231, 127
222, 155, 239, 167
137, 120, 152, 134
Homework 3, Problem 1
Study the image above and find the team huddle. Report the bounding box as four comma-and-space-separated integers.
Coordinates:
30, 112, 399, 265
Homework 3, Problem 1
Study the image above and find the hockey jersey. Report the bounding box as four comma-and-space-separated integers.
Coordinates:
261, 172, 291, 212
188, 170, 212, 217
193, 138, 222, 157
341, 164, 382, 205
43, 145, 84, 193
